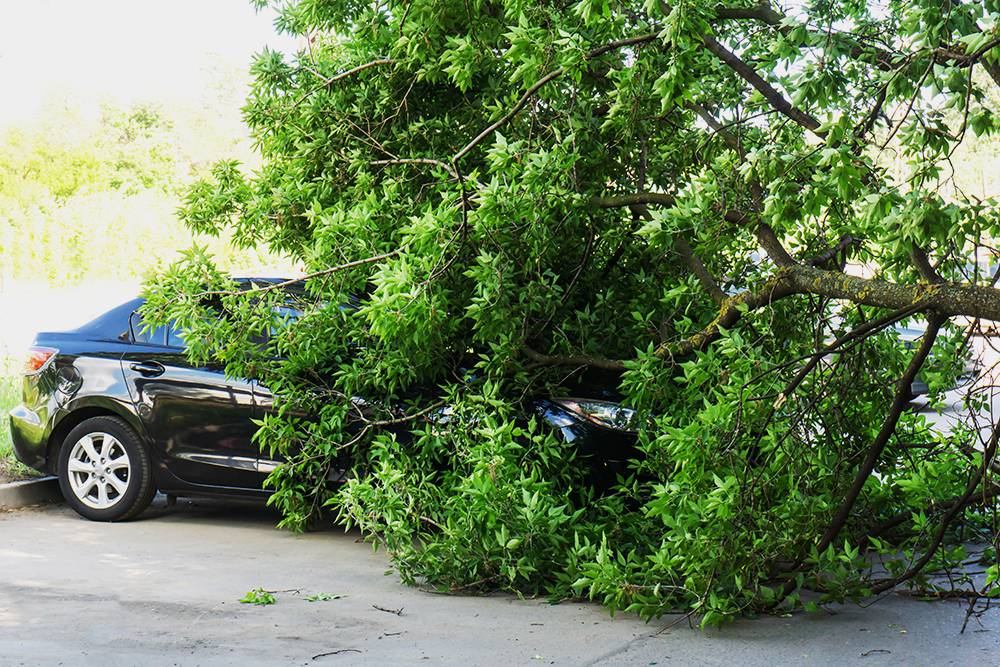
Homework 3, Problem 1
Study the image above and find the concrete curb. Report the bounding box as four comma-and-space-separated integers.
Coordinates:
0, 476, 63, 510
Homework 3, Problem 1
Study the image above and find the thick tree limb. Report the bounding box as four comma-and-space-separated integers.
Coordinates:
755, 222, 795, 266
655, 270, 794, 359
590, 192, 1000, 360
655, 265, 1000, 361
910, 244, 944, 283
522, 346, 626, 371
675, 235, 727, 304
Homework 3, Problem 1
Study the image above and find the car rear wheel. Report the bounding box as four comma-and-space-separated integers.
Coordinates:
57, 416, 156, 521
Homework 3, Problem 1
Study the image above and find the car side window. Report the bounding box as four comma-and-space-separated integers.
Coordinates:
166, 321, 187, 349
269, 305, 302, 336
129, 312, 168, 346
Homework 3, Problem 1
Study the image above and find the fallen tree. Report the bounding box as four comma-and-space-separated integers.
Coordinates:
146, 0, 1000, 623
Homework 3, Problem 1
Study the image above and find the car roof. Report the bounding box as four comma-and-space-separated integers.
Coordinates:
37, 297, 146, 341
47, 278, 301, 339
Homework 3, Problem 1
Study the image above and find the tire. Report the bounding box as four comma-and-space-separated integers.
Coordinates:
57, 416, 157, 521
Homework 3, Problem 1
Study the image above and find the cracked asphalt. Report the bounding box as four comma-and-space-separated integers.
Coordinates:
0, 497, 998, 666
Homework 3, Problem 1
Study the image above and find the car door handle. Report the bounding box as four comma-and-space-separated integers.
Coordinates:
130, 361, 165, 377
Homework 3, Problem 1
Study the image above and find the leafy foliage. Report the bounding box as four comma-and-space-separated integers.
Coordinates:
145, 0, 1000, 623
0, 354, 38, 482
305, 592, 343, 601
239, 588, 277, 605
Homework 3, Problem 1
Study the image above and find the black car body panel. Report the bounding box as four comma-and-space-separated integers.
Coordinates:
120, 344, 261, 490
9, 289, 639, 502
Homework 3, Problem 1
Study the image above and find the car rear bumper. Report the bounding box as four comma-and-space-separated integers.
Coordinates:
8, 405, 48, 471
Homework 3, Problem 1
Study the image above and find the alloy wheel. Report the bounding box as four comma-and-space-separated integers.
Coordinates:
66, 432, 131, 510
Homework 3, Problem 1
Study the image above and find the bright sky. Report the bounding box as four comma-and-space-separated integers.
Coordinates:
0, 0, 299, 129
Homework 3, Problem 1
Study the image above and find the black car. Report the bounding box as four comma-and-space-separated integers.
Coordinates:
9, 281, 639, 521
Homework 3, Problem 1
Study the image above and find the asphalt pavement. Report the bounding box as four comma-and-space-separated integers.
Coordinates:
0, 498, 997, 666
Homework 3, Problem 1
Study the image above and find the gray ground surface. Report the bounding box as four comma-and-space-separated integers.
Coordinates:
0, 499, 998, 666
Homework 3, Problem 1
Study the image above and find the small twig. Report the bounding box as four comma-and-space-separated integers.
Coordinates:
312, 649, 362, 660
321, 58, 396, 85
371, 158, 459, 180
365, 400, 448, 427
372, 604, 404, 616
194, 251, 399, 299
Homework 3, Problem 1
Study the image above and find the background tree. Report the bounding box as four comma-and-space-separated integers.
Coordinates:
145, 0, 1000, 623
0, 80, 286, 287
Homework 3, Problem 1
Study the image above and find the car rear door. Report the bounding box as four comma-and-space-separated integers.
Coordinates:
121, 313, 260, 490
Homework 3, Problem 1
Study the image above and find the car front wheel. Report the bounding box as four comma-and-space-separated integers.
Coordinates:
57, 416, 156, 521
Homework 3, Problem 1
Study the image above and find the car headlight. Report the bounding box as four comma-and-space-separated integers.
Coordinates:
551, 398, 638, 431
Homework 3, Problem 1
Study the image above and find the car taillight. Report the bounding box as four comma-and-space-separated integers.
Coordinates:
24, 346, 58, 374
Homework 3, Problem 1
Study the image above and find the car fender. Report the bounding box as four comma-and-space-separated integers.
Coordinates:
47, 394, 154, 472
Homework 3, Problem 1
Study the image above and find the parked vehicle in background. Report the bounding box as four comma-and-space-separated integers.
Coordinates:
8, 280, 639, 521
894, 321, 980, 401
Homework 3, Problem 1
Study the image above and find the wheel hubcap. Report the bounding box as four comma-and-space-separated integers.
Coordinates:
67, 432, 130, 510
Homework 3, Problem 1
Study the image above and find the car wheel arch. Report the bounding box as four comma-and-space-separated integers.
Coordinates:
46, 404, 145, 475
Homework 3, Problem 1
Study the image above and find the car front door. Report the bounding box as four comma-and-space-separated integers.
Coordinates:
253, 382, 350, 485
121, 313, 260, 490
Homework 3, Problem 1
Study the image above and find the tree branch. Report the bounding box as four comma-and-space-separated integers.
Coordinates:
453, 33, 659, 162
701, 35, 824, 135
522, 260, 1000, 369
591, 192, 676, 208
522, 345, 626, 371
815, 316, 943, 555
675, 235, 727, 304
372, 158, 459, 180
655, 264, 1000, 361
193, 251, 400, 298
321, 58, 397, 85
910, 244, 944, 283
871, 420, 1000, 594
755, 223, 795, 266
